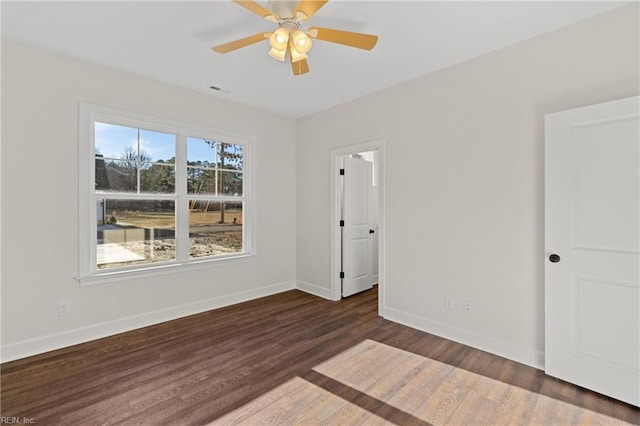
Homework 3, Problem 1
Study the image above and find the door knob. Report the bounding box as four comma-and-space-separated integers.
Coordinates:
369, 229, 375, 234
549, 254, 561, 263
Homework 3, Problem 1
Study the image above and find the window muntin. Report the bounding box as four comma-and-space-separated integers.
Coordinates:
81, 105, 251, 279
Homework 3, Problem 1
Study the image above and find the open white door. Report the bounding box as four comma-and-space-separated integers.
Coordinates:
545, 96, 639, 407
342, 156, 373, 297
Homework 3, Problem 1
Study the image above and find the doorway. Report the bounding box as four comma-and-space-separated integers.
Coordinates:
330, 140, 385, 315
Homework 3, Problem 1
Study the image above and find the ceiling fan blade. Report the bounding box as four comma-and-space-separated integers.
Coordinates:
212, 32, 270, 54
292, 58, 310, 76
293, 0, 328, 21
232, 0, 279, 22
308, 26, 378, 50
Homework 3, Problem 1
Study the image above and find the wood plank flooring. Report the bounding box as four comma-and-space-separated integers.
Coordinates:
1, 288, 639, 425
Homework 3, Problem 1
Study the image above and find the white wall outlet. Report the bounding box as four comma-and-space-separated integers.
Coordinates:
463, 299, 473, 313
58, 302, 70, 316
445, 296, 454, 310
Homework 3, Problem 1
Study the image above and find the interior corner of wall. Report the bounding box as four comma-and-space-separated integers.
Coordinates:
296, 280, 334, 300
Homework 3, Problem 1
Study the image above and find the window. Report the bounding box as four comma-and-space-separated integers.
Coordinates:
79, 103, 252, 283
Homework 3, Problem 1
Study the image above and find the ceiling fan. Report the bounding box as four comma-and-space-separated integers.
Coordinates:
212, 0, 379, 76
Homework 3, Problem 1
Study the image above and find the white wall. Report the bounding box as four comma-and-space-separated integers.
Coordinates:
296, 4, 639, 367
1, 41, 297, 361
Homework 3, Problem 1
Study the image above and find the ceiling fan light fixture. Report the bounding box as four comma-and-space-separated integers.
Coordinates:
268, 47, 287, 61
269, 27, 289, 50
291, 29, 312, 54
289, 44, 307, 63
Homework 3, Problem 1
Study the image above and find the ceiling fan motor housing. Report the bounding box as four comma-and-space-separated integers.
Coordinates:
269, 0, 300, 20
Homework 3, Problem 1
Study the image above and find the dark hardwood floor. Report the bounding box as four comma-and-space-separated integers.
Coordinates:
1, 288, 638, 425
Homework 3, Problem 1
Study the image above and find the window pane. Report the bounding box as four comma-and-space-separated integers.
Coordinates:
187, 167, 216, 195
189, 201, 243, 258
95, 122, 137, 160
139, 129, 175, 163
219, 170, 243, 196
95, 156, 137, 192
141, 162, 175, 194
218, 143, 243, 171
97, 199, 176, 269
95, 123, 176, 194
187, 137, 216, 167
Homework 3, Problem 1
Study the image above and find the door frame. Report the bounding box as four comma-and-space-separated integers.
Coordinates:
330, 139, 385, 315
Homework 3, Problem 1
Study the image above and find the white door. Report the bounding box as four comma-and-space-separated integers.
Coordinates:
342, 156, 373, 297
545, 96, 639, 407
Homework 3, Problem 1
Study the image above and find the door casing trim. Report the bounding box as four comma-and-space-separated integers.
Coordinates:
330, 139, 385, 316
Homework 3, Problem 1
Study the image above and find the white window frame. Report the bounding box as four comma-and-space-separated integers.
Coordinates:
78, 102, 255, 286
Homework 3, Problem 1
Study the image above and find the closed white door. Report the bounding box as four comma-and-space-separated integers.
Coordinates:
342, 156, 373, 297
545, 96, 639, 407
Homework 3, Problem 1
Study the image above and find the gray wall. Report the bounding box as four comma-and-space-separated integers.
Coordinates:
1, 41, 297, 360
295, 4, 639, 367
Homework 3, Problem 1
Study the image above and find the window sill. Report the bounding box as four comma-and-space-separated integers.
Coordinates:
77, 254, 254, 287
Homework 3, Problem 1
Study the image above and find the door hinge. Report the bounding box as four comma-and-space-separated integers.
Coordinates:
339, 168, 344, 175
340, 272, 345, 279
339, 220, 344, 227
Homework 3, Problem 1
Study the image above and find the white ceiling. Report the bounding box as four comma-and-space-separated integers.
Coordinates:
1, 1, 627, 118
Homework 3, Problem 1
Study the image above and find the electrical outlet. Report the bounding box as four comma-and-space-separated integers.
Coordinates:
58, 302, 70, 316
445, 296, 454, 310
463, 299, 472, 313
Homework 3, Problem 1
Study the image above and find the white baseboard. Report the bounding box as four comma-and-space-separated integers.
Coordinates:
296, 280, 333, 300
383, 306, 544, 370
1, 280, 295, 363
